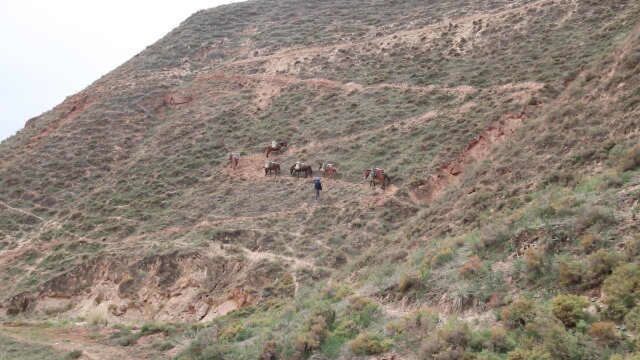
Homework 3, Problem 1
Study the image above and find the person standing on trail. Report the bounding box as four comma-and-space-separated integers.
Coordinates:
313, 177, 323, 201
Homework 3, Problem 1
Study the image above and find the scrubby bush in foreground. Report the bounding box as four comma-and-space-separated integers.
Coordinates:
551, 294, 589, 328
603, 264, 640, 320
349, 332, 392, 355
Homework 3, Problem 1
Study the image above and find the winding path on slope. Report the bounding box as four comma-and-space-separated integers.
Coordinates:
0, 323, 154, 360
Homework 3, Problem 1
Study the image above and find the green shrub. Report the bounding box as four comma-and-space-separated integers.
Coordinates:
294, 307, 336, 355
620, 145, 640, 172
323, 284, 352, 301
459, 256, 483, 279
259, 340, 278, 360
333, 319, 359, 339
347, 296, 379, 328
507, 347, 552, 360
110, 329, 138, 347
349, 332, 392, 355
140, 322, 175, 336
200, 344, 227, 360
611, 354, 640, 360
397, 273, 421, 293
559, 250, 621, 289
295, 324, 326, 354
551, 294, 589, 328
557, 258, 585, 288
219, 323, 252, 342
432, 247, 455, 267
413, 309, 440, 331
624, 306, 640, 332
585, 249, 620, 286
532, 316, 584, 360
419, 336, 447, 358
116, 334, 138, 347
579, 233, 603, 253
469, 326, 514, 353
502, 298, 537, 329
65, 350, 83, 359
419, 320, 473, 358
624, 237, 640, 260
588, 321, 619, 346
523, 246, 547, 279
599, 173, 624, 190
603, 264, 640, 320
574, 207, 616, 234
154, 341, 175, 351
478, 224, 511, 252
438, 320, 472, 349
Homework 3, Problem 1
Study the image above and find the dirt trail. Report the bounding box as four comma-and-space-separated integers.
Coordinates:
222, 0, 552, 72
0, 200, 45, 221
296, 109, 440, 156
0, 324, 153, 360
0, 200, 94, 272
200, 70, 468, 102
222, 152, 274, 180
557, 0, 579, 26
240, 245, 317, 298
354, 287, 414, 318
242, 246, 316, 270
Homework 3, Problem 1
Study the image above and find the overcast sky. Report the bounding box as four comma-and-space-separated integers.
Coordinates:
0, 0, 242, 141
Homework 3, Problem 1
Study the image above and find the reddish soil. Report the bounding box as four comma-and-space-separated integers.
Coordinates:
410, 110, 528, 203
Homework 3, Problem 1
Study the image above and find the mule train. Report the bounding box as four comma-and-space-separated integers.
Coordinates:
318, 161, 337, 178
237, 142, 392, 190
265, 141, 288, 158
264, 160, 280, 176
364, 168, 391, 189
290, 161, 313, 178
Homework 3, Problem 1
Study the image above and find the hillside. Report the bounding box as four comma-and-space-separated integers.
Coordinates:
1, 0, 640, 359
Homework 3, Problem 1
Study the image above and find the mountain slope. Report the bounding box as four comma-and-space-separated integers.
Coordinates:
1, 0, 639, 359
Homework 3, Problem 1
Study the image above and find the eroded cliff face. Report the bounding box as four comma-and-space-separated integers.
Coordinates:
4, 247, 303, 323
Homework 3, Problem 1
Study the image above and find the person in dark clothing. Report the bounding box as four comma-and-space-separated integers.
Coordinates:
313, 177, 322, 200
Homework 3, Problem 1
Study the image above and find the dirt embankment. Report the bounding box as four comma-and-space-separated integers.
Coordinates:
1, 248, 296, 323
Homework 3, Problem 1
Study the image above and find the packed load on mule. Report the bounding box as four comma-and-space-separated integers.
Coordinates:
265, 140, 288, 158
318, 161, 337, 178
290, 161, 313, 178
364, 167, 391, 189
313, 176, 323, 200
264, 160, 280, 176
228, 152, 240, 169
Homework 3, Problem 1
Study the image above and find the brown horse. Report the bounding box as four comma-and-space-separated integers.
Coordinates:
265, 141, 288, 158
264, 161, 280, 176
318, 161, 337, 178
291, 162, 313, 178
364, 168, 391, 189
228, 153, 240, 170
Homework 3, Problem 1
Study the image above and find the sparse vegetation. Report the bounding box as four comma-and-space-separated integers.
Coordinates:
0, 334, 67, 360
